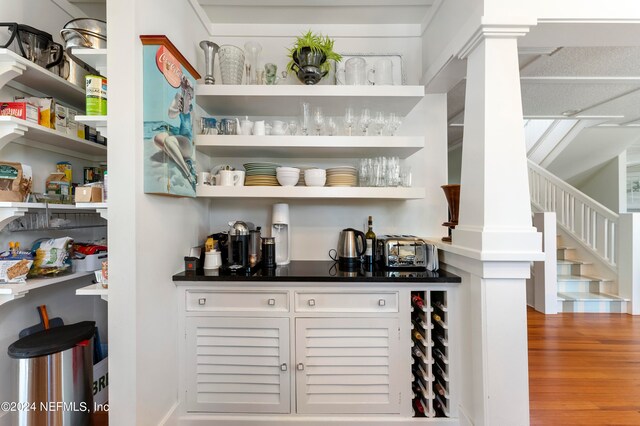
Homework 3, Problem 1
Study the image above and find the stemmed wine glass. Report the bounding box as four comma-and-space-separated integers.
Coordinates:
388, 113, 401, 136
360, 108, 371, 136
343, 107, 355, 136
373, 111, 386, 136
327, 117, 337, 136
313, 106, 325, 136
288, 120, 298, 135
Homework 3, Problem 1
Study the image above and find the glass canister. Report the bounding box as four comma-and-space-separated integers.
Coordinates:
262, 237, 276, 268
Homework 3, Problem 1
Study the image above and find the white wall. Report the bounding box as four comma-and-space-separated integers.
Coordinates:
107, 0, 209, 424
448, 145, 462, 184
577, 153, 627, 213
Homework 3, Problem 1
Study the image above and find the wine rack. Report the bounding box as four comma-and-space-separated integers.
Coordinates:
411, 290, 450, 418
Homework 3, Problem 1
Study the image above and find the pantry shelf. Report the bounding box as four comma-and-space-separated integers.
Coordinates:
75, 115, 108, 138
195, 135, 424, 159
70, 48, 107, 76
75, 202, 108, 220
76, 284, 108, 302
196, 84, 425, 116
0, 48, 85, 111
196, 186, 424, 199
0, 202, 107, 230
0, 271, 94, 307
0, 116, 107, 160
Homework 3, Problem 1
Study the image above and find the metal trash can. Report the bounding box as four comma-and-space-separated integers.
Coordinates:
8, 321, 96, 426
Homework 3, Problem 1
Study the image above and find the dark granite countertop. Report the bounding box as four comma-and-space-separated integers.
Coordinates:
173, 260, 460, 283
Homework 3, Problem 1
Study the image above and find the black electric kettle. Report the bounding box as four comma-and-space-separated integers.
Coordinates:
336, 228, 367, 268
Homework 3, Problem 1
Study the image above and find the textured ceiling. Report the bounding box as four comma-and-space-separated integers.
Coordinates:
520, 47, 640, 77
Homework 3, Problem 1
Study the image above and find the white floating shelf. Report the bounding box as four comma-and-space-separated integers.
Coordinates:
0, 202, 108, 230
76, 284, 108, 302
196, 84, 425, 116
195, 135, 424, 159
75, 115, 107, 138
196, 185, 424, 199
0, 271, 94, 307
70, 48, 107, 75
0, 116, 107, 159
0, 48, 85, 110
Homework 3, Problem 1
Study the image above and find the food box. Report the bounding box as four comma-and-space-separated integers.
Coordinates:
46, 172, 71, 197
75, 185, 103, 202
86, 75, 107, 115
0, 102, 39, 124
0, 251, 34, 283
0, 162, 33, 202
54, 104, 68, 132
67, 108, 78, 137
14, 97, 55, 128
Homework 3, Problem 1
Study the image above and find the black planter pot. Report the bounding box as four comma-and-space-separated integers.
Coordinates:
291, 47, 328, 85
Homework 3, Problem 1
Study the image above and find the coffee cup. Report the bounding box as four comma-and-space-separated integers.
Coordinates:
253, 120, 266, 136
204, 250, 222, 270
218, 170, 239, 186
198, 171, 212, 185
232, 170, 245, 186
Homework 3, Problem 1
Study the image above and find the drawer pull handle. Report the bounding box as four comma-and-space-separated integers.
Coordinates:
198, 298, 206, 306
308, 299, 316, 307
297, 363, 305, 371
268, 298, 276, 306
280, 363, 287, 371
379, 299, 386, 306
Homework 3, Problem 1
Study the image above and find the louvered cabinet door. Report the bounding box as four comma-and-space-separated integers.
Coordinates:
186, 317, 290, 413
295, 317, 401, 414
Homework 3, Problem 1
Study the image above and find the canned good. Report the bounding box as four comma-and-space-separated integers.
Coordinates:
86, 75, 107, 116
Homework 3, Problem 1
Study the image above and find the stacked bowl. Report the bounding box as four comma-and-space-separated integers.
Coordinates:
304, 168, 326, 187
276, 167, 300, 186
326, 166, 358, 187
244, 162, 280, 186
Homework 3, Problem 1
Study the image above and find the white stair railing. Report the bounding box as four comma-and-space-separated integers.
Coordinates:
528, 160, 619, 271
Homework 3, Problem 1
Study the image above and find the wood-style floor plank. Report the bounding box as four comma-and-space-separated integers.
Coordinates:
528, 308, 640, 425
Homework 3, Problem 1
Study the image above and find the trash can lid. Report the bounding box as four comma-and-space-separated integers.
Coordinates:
7, 321, 96, 359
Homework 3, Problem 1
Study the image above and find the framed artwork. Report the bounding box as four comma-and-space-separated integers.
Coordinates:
335, 53, 406, 85
141, 35, 201, 197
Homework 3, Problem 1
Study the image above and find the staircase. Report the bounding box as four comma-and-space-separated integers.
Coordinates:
556, 240, 628, 313
528, 159, 631, 313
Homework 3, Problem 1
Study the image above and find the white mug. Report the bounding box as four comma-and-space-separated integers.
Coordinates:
218, 170, 239, 186
198, 171, 211, 185
253, 120, 266, 136
204, 250, 222, 270
232, 170, 245, 186
372, 58, 393, 85
271, 120, 289, 135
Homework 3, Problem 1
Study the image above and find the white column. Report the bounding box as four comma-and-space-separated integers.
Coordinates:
619, 213, 640, 314
453, 25, 541, 256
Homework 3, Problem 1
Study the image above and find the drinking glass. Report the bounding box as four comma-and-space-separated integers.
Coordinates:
360, 108, 371, 136
327, 117, 337, 136
373, 111, 386, 136
387, 156, 400, 186
389, 113, 401, 136
344, 107, 355, 136
301, 102, 311, 136
399, 166, 412, 187
313, 106, 325, 136
358, 158, 372, 187
288, 120, 298, 135
243, 41, 262, 85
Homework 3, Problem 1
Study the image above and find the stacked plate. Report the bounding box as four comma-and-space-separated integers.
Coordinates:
326, 166, 358, 187
244, 162, 280, 186
296, 166, 312, 186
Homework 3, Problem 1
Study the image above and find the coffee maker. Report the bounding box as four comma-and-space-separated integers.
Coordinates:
225, 221, 253, 271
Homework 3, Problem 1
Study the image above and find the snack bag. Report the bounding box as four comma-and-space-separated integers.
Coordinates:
29, 237, 73, 277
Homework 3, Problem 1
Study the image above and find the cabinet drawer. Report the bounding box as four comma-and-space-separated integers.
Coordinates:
186, 291, 289, 312
294, 292, 398, 313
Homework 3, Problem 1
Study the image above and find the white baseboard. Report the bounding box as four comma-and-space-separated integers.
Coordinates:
457, 405, 474, 426
159, 401, 180, 426
178, 415, 460, 426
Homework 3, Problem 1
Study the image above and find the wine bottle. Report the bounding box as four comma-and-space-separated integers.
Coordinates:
434, 382, 446, 396
413, 330, 424, 341
412, 346, 424, 359
432, 313, 442, 323
411, 294, 424, 309
412, 397, 426, 417
364, 216, 376, 265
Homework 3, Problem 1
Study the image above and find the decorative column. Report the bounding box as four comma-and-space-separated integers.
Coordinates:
454, 23, 540, 256
446, 22, 543, 426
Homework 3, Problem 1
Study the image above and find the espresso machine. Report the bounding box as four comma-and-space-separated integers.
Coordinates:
225, 221, 253, 272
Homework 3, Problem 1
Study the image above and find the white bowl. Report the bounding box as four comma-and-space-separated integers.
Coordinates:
305, 175, 326, 187
277, 167, 300, 173
304, 169, 326, 178
276, 171, 300, 177
277, 174, 299, 186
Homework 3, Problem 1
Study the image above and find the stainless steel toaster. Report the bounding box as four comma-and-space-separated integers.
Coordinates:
376, 235, 429, 269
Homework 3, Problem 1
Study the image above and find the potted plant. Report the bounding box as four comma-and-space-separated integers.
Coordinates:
287, 31, 342, 85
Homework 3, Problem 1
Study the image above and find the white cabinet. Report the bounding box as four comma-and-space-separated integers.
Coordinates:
185, 316, 291, 413
295, 317, 402, 414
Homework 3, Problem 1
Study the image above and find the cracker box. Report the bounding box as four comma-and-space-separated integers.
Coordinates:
0, 102, 39, 124
45, 172, 71, 197
55, 104, 68, 132
14, 97, 55, 128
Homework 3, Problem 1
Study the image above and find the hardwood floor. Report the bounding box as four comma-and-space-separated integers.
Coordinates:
528, 308, 640, 425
